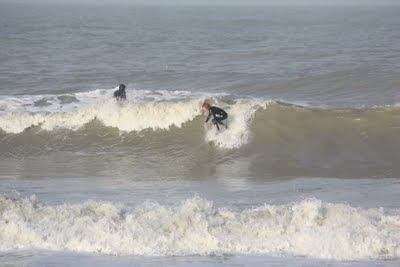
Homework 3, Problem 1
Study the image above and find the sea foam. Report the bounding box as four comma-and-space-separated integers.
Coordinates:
0, 195, 399, 260
205, 100, 266, 149
0, 89, 265, 149
0, 89, 206, 134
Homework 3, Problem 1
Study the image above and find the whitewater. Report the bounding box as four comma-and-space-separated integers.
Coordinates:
1, 194, 399, 260
0, 88, 270, 149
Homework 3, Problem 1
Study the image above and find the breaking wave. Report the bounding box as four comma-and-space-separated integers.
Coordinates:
0, 89, 209, 134
1, 88, 400, 150
0, 194, 399, 260
0, 89, 269, 149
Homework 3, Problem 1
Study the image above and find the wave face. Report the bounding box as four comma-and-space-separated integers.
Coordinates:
1, 89, 400, 178
0, 195, 399, 260
0, 89, 269, 149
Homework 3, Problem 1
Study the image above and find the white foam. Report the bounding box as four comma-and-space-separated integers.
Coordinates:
0, 89, 224, 114
0, 99, 204, 134
0, 195, 399, 260
0, 89, 214, 134
205, 100, 266, 149
0, 90, 279, 149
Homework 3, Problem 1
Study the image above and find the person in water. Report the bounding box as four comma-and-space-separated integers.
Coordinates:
113, 84, 126, 100
202, 102, 228, 131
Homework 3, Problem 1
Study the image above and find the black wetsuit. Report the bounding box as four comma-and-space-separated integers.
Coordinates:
206, 106, 228, 130
113, 89, 126, 101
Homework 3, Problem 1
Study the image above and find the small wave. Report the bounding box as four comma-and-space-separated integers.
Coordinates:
0, 89, 268, 149
1, 89, 400, 151
0, 195, 399, 260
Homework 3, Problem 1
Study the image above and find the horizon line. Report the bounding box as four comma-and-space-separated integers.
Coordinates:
2, 1, 400, 6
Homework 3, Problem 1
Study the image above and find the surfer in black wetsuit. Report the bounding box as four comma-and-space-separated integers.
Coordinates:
113, 84, 126, 101
202, 102, 228, 131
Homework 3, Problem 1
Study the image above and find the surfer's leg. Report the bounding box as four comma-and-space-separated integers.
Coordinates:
218, 114, 228, 129
216, 118, 227, 129
212, 119, 221, 131
221, 121, 228, 129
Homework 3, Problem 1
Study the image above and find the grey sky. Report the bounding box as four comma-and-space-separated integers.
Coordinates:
2, 0, 399, 5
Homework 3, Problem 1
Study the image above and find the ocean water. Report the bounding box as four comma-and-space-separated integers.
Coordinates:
1, 2, 400, 266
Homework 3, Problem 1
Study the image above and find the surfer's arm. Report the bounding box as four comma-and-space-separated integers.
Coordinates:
205, 111, 212, 123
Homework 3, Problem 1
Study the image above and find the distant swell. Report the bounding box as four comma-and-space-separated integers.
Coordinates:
0, 195, 399, 260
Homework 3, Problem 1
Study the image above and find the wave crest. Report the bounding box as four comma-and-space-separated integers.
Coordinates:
0, 90, 268, 149
1, 89, 400, 151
